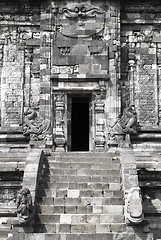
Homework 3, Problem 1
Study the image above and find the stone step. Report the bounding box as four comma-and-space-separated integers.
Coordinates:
14, 233, 130, 240
48, 157, 120, 163
0, 223, 12, 239
36, 197, 123, 206
35, 204, 123, 215
0, 152, 27, 158
143, 204, 161, 213
0, 162, 25, 171
0, 207, 16, 217
0, 181, 21, 187
35, 213, 125, 225
133, 150, 153, 156
136, 162, 161, 170
34, 223, 126, 234
50, 152, 119, 157
39, 182, 121, 191
45, 162, 121, 170
135, 156, 153, 161
39, 175, 121, 183
42, 169, 121, 176
36, 189, 123, 198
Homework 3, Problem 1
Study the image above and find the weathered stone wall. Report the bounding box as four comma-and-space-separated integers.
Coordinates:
121, 0, 161, 129
0, 1, 41, 128
0, 0, 121, 150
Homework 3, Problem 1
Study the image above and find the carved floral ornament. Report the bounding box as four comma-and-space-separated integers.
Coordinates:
56, 3, 105, 38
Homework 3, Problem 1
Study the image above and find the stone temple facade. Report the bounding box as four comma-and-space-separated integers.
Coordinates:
1, 0, 161, 239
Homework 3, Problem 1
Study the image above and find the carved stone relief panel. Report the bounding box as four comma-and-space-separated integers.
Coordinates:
1, 43, 25, 126
23, 102, 50, 141
121, 26, 159, 128
58, 3, 105, 38
0, 22, 41, 127
136, 46, 158, 126
52, 2, 109, 79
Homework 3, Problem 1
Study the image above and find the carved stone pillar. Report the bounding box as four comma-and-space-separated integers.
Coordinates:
94, 94, 106, 151
128, 59, 135, 105
24, 48, 32, 108
54, 94, 66, 152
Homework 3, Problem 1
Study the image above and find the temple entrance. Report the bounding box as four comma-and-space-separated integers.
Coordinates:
68, 95, 90, 151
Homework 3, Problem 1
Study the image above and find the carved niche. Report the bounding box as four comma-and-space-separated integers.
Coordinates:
52, 2, 108, 76
16, 188, 34, 224
110, 105, 138, 140
23, 102, 50, 141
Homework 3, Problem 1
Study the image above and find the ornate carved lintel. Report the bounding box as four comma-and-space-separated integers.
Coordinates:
125, 187, 144, 224
16, 188, 34, 225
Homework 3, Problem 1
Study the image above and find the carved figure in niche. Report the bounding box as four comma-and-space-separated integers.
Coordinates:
110, 105, 138, 140
126, 187, 144, 224
23, 103, 50, 141
16, 188, 33, 224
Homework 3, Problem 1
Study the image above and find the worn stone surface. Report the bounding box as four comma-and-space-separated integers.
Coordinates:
1, 0, 161, 239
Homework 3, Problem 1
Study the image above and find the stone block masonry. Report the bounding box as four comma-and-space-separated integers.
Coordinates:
1, 0, 161, 239
34, 152, 126, 236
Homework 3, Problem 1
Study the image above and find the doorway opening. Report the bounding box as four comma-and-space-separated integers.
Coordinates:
71, 96, 90, 151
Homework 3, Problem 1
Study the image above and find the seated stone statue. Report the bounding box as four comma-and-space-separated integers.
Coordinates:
16, 188, 33, 224
126, 187, 144, 224
110, 105, 138, 140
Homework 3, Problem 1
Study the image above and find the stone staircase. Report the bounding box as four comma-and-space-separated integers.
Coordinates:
34, 151, 127, 239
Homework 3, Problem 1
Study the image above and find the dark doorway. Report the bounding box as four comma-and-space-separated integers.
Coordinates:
71, 96, 89, 151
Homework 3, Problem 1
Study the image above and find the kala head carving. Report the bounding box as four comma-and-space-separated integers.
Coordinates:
110, 105, 138, 140
58, 2, 105, 38
16, 188, 33, 224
